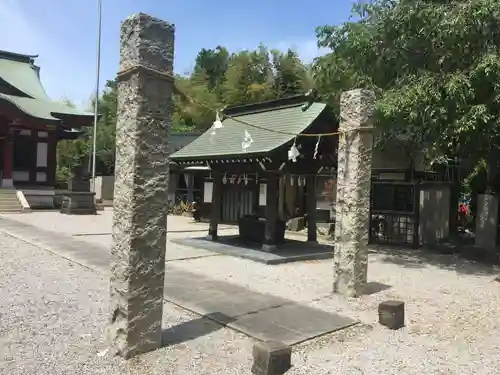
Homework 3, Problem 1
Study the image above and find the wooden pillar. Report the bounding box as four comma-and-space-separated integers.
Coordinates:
184, 173, 194, 203
307, 175, 317, 242
209, 171, 222, 240
46, 133, 57, 186
2, 135, 13, 188
263, 173, 278, 251
29, 130, 38, 184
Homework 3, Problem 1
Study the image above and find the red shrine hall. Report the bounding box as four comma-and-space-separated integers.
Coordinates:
0, 50, 93, 189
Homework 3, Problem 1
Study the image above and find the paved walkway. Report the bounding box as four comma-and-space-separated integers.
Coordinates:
0, 216, 356, 346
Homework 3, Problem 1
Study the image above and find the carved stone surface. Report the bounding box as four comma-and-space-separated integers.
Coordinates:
333, 89, 375, 297
378, 300, 405, 330
252, 340, 291, 375
107, 13, 174, 358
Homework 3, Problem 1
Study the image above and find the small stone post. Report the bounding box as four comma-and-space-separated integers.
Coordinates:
378, 300, 405, 330
107, 13, 175, 358
252, 341, 292, 375
333, 89, 376, 297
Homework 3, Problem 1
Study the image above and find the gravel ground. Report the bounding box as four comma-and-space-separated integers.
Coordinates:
2, 211, 500, 374
0, 234, 253, 375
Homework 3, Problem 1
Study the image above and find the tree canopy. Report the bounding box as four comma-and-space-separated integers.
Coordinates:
56, 44, 311, 179
313, 0, 500, 190
58, 1, 500, 197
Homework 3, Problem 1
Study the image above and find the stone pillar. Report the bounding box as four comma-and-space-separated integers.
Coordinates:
306, 175, 317, 242
2, 135, 13, 188
263, 174, 278, 252
475, 194, 498, 250
209, 172, 222, 240
333, 89, 375, 297
107, 13, 174, 359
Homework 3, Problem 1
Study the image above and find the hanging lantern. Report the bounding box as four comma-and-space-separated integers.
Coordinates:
288, 138, 300, 162
213, 111, 223, 129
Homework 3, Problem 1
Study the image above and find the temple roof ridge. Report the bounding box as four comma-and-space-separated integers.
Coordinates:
223, 90, 319, 118
0, 49, 94, 124
0, 50, 38, 64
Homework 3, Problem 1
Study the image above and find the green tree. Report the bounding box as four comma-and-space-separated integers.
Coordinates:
92, 79, 117, 175
192, 46, 230, 93
56, 98, 90, 181
271, 49, 308, 98
314, 0, 500, 191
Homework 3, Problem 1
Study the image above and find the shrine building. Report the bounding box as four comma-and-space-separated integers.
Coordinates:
0, 50, 94, 210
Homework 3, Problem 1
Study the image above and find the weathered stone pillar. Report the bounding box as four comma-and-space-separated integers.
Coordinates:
333, 89, 375, 297
107, 13, 174, 358
475, 194, 499, 250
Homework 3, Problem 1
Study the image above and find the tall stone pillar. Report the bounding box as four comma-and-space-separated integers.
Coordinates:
475, 194, 498, 250
107, 13, 174, 358
333, 89, 375, 297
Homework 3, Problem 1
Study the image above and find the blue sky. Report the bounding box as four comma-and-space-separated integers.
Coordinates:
0, 0, 354, 109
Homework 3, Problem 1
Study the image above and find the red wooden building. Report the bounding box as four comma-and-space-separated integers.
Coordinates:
0, 50, 94, 210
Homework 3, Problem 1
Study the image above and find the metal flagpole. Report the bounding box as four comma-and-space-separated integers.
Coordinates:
91, 0, 102, 192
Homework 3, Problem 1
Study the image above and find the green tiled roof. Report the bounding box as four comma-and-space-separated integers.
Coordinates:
171, 100, 327, 161
0, 55, 51, 100
0, 50, 94, 121
0, 93, 93, 121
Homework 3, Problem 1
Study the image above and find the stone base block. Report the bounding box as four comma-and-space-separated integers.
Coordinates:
252, 341, 291, 375
261, 244, 277, 253
68, 178, 90, 192
1, 178, 14, 188
60, 192, 97, 215
378, 300, 405, 330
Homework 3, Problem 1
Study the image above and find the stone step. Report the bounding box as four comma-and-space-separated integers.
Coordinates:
0, 204, 23, 209
0, 192, 17, 197
0, 200, 21, 205
0, 203, 22, 207
0, 197, 20, 202
0, 207, 23, 213
0, 192, 24, 212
